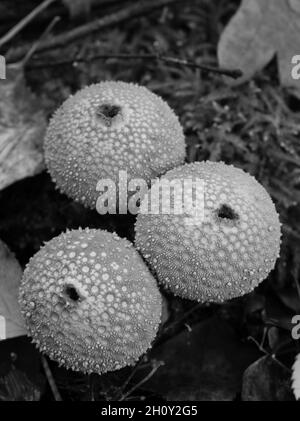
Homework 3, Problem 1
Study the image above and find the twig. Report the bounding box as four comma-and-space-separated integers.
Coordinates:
22, 16, 60, 66
7, 0, 190, 63
88, 373, 96, 401
248, 336, 291, 373
119, 360, 164, 401
0, 0, 128, 26
163, 302, 203, 334
118, 360, 144, 396
282, 225, 300, 242
159, 55, 242, 79
40, 356, 63, 401
27, 52, 243, 79
0, 0, 57, 48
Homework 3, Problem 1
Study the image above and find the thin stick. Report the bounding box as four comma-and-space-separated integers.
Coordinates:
119, 360, 163, 401
159, 54, 242, 79
41, 356, 63, 401
163, 302, 203, 334
248, 336, 291, 373
7, 0, 189, 63
22, 16, 60, 65
27, 52, 243, 79
119, 359, 144, 396
0, 0, 128, 26
0, 0, 57, 48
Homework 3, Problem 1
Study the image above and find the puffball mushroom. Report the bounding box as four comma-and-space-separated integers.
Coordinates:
44, 81, 185, 209
135, 161, 281, 302
18, 228, 162, 374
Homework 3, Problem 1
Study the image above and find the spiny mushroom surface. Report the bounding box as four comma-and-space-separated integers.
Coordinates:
135, 161, 281, 302
19, 228, 162, 374
44, 81, 185, 209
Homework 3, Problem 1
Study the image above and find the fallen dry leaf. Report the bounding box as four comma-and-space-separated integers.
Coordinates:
0, 63, 46, 191
242, 356, 293, 401
136, 316, 260, 401
218, 0, 300, 94
292, 353, 300, 400
0, 240, 26, 340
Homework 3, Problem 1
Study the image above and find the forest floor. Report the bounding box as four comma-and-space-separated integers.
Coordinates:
0, 0, 299, 401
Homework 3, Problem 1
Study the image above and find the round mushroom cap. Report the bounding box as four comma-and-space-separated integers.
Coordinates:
44, 81, 185, 209
19, 228, 162, 374
135, 161, 281, 302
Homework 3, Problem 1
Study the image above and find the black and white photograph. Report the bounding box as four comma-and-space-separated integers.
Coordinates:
0, 0, 299, 406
